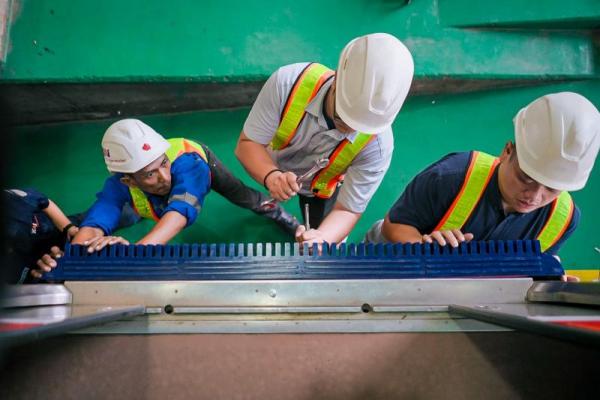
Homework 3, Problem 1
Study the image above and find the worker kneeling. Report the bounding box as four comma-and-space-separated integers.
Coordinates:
71, 119, 299, 252
365, 92, 600, 257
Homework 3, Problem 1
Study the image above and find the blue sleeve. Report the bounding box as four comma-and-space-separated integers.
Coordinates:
545, 205, 580, 255
20, 188, 50, 210
80, 176, 131, 235
164, 153, 211, 227
387, 153, 469, 233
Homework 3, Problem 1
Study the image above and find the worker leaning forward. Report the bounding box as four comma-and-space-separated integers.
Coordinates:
235, 33, 414, 245
365, 92, 600, 261
65, 119, 299, 252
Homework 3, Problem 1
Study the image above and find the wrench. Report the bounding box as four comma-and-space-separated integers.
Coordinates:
260, 157, 329, 209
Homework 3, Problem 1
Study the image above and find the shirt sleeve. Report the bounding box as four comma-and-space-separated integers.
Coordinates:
242, 68, 283, 145
80, 176, 130, 235
242, 63, 308, 145
387, 154, 467, 233
545, 205, 580, 255
336, 131, 394, 213
20, 188, 50, 211
164, 153, 211, 227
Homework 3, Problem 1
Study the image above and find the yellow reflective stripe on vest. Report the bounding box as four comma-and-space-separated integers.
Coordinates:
130, 186, 160, 222
270, 63, 335, 150
128, 137, 207, 221
310, 133, 374, 199
537, 191, 574, 252
165, 138, 207, 162
435, 151, 499, 231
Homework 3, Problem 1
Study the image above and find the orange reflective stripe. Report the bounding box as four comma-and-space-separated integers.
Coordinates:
537, 191, 574, 252
270, 63, 334, 150
182, 139, 208, 161
310, 133, 374, 199
435, 151, 499, 231
166, 138, 207, 162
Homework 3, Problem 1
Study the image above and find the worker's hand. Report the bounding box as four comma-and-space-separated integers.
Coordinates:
422, 229, 474, 247
265, 170, 300, 202
83, 235, 130, 253
30, 246, 63, 278
65, 225, 79, 241
295, 225, 326, 255
561, 274, 580, 282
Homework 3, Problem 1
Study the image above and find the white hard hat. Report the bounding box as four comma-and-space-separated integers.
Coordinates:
335, 33, 414, 133
514, 92, 600, 191
102, 119, 170, 173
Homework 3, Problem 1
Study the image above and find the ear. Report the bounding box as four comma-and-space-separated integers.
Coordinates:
498, 141, 514, 162
120, 175, 138, 189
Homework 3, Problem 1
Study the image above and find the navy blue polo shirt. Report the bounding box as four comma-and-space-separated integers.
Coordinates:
388, 151, 580, 255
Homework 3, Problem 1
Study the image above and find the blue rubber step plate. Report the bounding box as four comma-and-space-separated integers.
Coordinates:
42, 240, 564, 281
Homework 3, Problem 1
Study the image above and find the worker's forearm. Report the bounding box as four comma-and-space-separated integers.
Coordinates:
234, 131, 278, 183
43, 200, 73, 232
317, 203, 361, 243
137, 211, 187, 245
72, 226, 105, 244
381, 216, 423, 243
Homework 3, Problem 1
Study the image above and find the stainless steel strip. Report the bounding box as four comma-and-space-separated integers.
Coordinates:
172, 306, 362, 314
66, 278, 532, 308
74, 314, 510, 334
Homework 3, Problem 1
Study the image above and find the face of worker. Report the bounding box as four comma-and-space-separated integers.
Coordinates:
124, 154, 172, 196
329, 83, 355, 134
498, 142, 561, 214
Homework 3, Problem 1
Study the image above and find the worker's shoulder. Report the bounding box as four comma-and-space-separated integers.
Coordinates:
358, 129, 394, 160
419, 151, 474, 181
170, 152, 209, 175
274, 62, 322, 85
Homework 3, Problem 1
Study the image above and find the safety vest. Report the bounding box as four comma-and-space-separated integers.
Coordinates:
434, 151, 574, 252
269, 62, 375, 199
129, 138, 208, 222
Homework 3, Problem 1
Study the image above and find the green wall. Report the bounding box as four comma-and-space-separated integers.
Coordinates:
6, 81, 600, 268
2, 0, 598, 81
439, 0, 600, 27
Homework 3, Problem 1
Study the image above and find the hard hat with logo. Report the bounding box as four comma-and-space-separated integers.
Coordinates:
102, 119, 170, 173
514, 92, 600, 191
335, 33, 414, 133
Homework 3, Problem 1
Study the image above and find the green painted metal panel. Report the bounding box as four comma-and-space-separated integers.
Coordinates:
1, 0, 597, 82
5, 81, 600, 268
440, 0, 600, 27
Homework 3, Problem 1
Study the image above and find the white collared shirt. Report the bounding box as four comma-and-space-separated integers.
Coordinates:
243, 62, 394, 213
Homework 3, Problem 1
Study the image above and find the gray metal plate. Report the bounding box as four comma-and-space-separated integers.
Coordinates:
0, 305, 144, 347
527, 281, 600, 306
450, 303, 600, 348
1, 284, 71, 308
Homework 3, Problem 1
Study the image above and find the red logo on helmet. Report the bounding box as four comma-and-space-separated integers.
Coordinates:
142, 143, 151, 151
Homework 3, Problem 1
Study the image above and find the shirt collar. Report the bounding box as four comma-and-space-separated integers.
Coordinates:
305, 79, 359, 143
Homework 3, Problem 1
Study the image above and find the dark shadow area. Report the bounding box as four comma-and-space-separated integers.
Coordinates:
1, 332, 598, 399
0, 78, 573, 126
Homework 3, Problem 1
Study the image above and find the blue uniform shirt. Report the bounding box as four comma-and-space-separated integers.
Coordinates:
81, 153, 211, 235
388, 151, 580, 255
